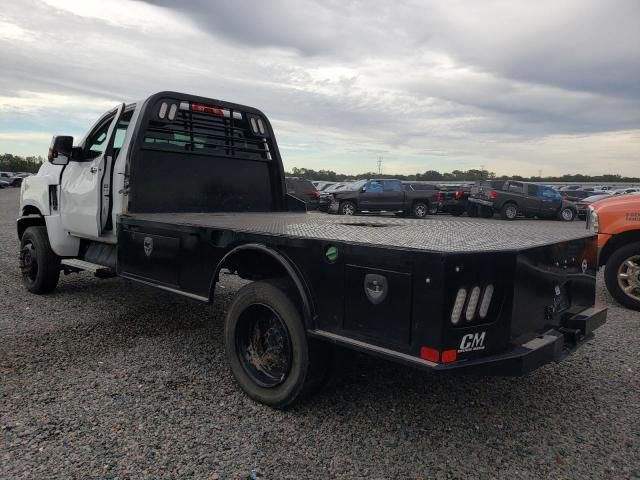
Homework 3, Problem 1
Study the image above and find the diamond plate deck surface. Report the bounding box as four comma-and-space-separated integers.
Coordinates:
123, 212, 593, 253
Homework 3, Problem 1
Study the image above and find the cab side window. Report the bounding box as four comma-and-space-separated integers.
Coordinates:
383, 180, 402, 192
541, 188, 558, 199
366, 180, 384, 192
85, 122, 111, 161
527, 184, 538, 196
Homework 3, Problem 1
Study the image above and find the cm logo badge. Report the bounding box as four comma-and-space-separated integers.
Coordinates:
459, 331, 486, 353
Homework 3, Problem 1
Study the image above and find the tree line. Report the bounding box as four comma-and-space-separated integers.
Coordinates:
0, 154, 45, 173
287, 166, 640, 183
2, 153, 638, 183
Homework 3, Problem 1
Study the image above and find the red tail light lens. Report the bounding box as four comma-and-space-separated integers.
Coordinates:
490, 190, 498, 199
312, 190, 320, 199
419, 347, 439, 363
435, 192, 442, 201
441, 350, 457, 363
455, 190, 463, 200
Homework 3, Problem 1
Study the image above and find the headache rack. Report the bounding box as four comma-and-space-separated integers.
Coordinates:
142, 99, 273, 162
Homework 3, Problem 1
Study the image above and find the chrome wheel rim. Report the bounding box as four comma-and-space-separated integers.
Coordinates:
562, 209, 573, 221
506, 206, 517, 219
617, 255, 640, 302
342, 203, 355, 215
415, 204, 426, 217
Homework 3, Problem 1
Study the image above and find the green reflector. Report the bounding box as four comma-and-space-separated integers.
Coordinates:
325, 246, 338, 262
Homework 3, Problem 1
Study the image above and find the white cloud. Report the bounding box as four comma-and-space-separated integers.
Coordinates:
0, 0, 638, 176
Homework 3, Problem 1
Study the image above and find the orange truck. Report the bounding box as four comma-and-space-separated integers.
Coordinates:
588, 194, 640, 310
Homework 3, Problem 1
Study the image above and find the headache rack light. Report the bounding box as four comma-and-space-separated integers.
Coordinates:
178, 101, 243, 120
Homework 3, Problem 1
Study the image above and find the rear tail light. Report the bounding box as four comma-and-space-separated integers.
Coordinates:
478, 285, 494, 318
312, 190, 320, 199
435, 192, 442, 201
455, 190, 463, 200
465, 286, 481, 321
420, 347, 439, 362
451, 284, 494, 324
490, 190, 498, 199
450, 288, 467, 325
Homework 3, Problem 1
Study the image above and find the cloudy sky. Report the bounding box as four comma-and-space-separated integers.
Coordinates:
0, 0, 638, 176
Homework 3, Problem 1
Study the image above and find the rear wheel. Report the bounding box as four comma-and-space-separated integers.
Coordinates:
500, 203, 518, 220
225, 280, 330, 407
340, 201, 356, 216
559, 207, 575, 222
19, 226, 60, 294
604, 242, 640, 311
412, 202, 428, 219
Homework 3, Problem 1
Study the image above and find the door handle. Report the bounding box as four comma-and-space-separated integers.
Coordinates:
90, 166, 98, 174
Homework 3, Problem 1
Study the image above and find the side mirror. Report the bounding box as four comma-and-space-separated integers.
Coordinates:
361, 186, 367, 192
48, 135, 74, 165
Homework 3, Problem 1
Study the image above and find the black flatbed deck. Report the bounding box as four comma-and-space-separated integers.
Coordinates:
122, 211, 593, 253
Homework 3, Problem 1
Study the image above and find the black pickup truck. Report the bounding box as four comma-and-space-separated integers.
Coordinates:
327, 179, 439, 218
469, 180, 577, 221
18, 91, 606, 408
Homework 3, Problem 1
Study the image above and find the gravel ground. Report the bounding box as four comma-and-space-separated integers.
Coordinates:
1, 188, 639, 480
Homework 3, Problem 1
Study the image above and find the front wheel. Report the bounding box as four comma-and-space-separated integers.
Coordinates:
559, 207, 575, 222
412, 202, 428, 218
19, 226, 60, 294
340, 201, 356, 216
225, 280, 330, 407
604, 242, 640, 311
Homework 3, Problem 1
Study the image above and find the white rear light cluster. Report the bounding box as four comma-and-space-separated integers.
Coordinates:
450, 284, 494, 325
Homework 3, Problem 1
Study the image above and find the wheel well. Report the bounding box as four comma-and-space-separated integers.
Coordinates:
211, 244, 314, 327
17, 207, 45, 240
599, 230, 640, 266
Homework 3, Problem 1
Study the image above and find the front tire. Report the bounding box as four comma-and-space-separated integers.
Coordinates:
559, 207, 575, 222
19, 226, 60, 294
340, 201, 356, 216
604, 242, 640, 311
500, 203, 518, 220
225, 280, 329, 407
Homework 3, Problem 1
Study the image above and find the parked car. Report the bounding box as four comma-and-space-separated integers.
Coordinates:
561, 190, 593, 201
560, 185, 582, 191
469, 180, 577, 221
285, 177, 320, 210
328, 178, 439, 218
0, 179, 9, 188
467, 181, 505, 217
589, 195, 640, 310
318, 182, 352, 212
611, 187, 640, 195
312, 181, 336, 191
403, 182, 440, 214
0, 171, 21, 187
575, 193, 611, 220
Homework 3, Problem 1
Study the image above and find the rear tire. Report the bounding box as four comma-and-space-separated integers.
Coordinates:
224, 279, 330, 407
340, 201, 356, 216
604, 242, 640, 311
412, 202, 428, 218
466, 204, 479, 217
19, 226, 60, 294
500, 203, 518, 220
559, 207, 575, 222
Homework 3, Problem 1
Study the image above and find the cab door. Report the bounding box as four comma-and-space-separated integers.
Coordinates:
60, 104, 125, 239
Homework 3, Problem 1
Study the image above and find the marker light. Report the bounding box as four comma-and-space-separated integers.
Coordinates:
451, 288, 467, 325
158, 102, 168, 119
465, 286, 481, 321
189, 103, 243, 119
420, 347, 439, 363
441, 350, 457, 363
167, 103, 177, 120
478, 284, 494, 319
